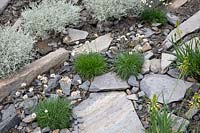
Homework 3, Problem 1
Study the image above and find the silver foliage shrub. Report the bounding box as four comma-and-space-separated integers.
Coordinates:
84, 0, 145, 21
21, 0, 80, 38
0, 26, 35, 79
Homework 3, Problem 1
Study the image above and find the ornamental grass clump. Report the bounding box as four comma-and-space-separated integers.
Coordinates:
140, 8, 167, 24
0, 26, 35, 79
74, 53, 107, 79
22, 0, 80, 38
34, 98, 72, 130
173, 38, 200, 81
114, 52, 144, 80
83, 0, 145, 21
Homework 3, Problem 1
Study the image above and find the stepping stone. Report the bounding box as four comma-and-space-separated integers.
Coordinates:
65, 28, 89, 43
74, 33, 113, 54
73, 92, 144, 133
161, 53, 177, 73
140, 74, 193, 103
0, 0, 10, 14
89, 72, 130, 92
162, 10, 200, 50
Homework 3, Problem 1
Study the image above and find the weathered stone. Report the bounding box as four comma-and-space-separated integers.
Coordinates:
167, 68, 180, 78
131, 87, 139, 94
20, 96, 38, 110
33, 127, 42, 133
0, 48, 69, 102
185, 106, 199, 119
0, 0, 10, 14
140, 74, 193, 103
161, 53, 177, 73
0, 104, 20, 132
171, 114, 190, 132
42, 127, 51, 133
59, 76, 71, 95
47, 75, 61, 92
22, 114, 36, 123
72, 74, 82, 86
79, 80, 90, 91
73, 92, 144, 133
127, 94, 138, 101
35, 40, 53, 55
170, 0, 188, 9
144, 51, 154, 60
142, 60, 150, 74
142, 28, 155, 38
162, 11, 200, 49
64, 28, 88, 44
128, 76, 139, 87
89, 72, 130, 92
74, 33, 113, 54
150, 59, 161, 73
166, 12, 180, 26
60, 128, 70, 133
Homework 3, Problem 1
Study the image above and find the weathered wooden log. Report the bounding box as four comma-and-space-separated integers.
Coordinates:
0, 48, 69, 102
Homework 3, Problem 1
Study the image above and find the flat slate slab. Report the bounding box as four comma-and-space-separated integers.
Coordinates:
140, 74, 193, 103
0, 0, 10, 14
162, 10, 200, 49
73, 92, 144, 133
89, 72, 130, 92
68, 28, 89, 43
74, 33, 113, 54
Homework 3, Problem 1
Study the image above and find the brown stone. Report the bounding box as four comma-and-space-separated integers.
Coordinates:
35, 39, 53, 55
0, 48, 69, 102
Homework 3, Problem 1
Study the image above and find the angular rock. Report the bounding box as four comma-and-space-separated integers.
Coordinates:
171, 114, 190, 132
89, 72, 130, 92
35, 40, 53, 55
185, 106, 199, 119
150, 59, 161, 73
0, 104, 20, 132
161, 53, 177, 73
162, 11, 200, 49
142, 28, 155, 38
140, 74, 193, 103
47, 75, 61, 92
128, 76, 139, 87
166, 12, 180, 26
20, 96, 38, 110
142, 60, 150, 74
0, 48, 69, 102
167, 68, 180, 78
60, 128, 70, 133
79, 80, 90, 91
22, 114, 36, 123
74, 33, 113, 54
33, 127, 42, 133
59, 76, 71, 95
127, 94, 138, 101
73, 92, 144, 133
131, 87, 139, 93
0, 0, 10, 14
72, 74, 82, 86
64, 28, 88, 43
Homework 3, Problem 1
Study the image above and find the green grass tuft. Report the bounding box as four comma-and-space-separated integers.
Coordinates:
34, 98, 72, 130
74, 52, 107, 79
114, 52, 144, 80
140, 8, 167, 24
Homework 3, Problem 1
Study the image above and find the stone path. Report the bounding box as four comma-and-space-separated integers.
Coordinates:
73, 92, 144, 133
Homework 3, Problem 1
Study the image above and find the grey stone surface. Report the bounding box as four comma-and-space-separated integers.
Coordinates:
73, 92, 144, 133
67, 28, 88, 43
22, 114, 36, 123
74, 33, 113, 54
170, 0, 188, 9
163, 10, 200, 49
47, 75, 61, 92
128, 76, 139, 87
0, 0, 10, 14
142, 60, 150, 74
89, 72, 130, 92
0, 104, 20, 132
59, 76, 71, 95
20, 96, 38, 110
161, 53, 177, 73
166, 12, 180, 26
140, 74, 193, 103
72, 74, 82, 86
171, 114, 190, 132
79, 80, 90, 91
150, 59, 161, 73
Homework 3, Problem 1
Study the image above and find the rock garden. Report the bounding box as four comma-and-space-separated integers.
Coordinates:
0, 0, 200, 132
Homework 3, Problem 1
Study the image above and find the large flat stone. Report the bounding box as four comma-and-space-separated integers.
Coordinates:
170, 0, 188, 9
68, 28, 88, 43
140, 74, 193, 103
73, 92, 144, 133
89, 72, 130, 92
74, 33, 113, 54
162, 10, 200, 49
0, 0, 10, 14
0, 48, 69, 102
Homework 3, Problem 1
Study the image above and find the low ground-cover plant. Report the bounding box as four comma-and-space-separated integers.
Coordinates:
74, 52, 107, 79
146, 95, 182, 133
0, 26, 35, 79
22, 0, 80, 38
83, 0, 145, 21
34, 98, 72, 130
173, 38, 200, 80
114, 52, 144, 80
140, 8, 167, 24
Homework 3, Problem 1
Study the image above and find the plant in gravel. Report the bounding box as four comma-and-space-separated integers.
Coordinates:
140, 8, 167, 24
74, 52, 107, 79
173, 38, 200, 80
146, 95, 182, 133
0, 26, 35, 79
83, 0, 145, 21
114, 52, 144, 80
34, 98, 72, 130
21, 0, 80, 38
